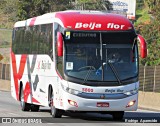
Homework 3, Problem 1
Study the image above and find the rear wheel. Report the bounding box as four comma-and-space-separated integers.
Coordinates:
20, 87, 31, 111
49, 88, 64, 118
112, 111, 124, 121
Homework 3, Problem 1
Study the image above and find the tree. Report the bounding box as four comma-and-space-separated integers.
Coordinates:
0, 0, 18, 28
16, 0, 112, 20
74, 0, 112, 10
138, 1, 160, 66
17, 0, 73, 20
50, 0, 73, 12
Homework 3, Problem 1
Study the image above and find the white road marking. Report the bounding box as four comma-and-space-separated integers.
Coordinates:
8, 112, 20, 116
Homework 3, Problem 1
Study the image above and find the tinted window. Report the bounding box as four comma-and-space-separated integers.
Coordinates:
12, 24, 53, 59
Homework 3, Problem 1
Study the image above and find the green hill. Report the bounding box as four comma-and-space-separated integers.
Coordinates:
0, 29, 12, 48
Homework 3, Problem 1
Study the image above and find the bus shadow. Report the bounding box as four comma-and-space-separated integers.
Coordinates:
64, 112, 113, 121
64, 111, 160, 122
125, 111, 160, 118
39, 109, 50, 113
39, 108, 160, 122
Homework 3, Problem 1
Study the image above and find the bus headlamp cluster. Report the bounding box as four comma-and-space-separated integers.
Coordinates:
61, 84, 82, 95
124, 88, 138, 96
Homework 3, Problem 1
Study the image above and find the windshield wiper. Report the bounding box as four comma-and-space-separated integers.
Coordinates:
107, 62, 122, 85
82, 66, 95, 84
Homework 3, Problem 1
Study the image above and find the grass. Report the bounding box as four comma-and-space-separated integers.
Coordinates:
0, 29, 12, 48
0, 29, 11, 63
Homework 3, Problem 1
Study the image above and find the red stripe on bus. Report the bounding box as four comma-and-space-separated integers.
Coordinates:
24, 82, 31, 102
32, 97, 40, 104
29, 17, 36, 26
11, 52, 27, 100
24, 82, 40, 104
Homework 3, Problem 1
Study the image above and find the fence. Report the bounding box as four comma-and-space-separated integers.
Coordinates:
0, 63, 160, 93
139, 66, 160, 93
0, 63, 10, 80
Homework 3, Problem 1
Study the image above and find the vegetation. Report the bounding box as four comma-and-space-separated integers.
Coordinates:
0, 54, 3, 61
0, 29, 12, 48
17, 0, 74, 20
0, 0, 111, 27
135, 0, 160, 66
74, 0, 112, 10
0, 0, 18, 28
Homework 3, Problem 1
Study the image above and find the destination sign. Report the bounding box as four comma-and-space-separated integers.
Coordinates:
73, 33, 97, 38
65, 31, 98, 39
65, 31, 100, 43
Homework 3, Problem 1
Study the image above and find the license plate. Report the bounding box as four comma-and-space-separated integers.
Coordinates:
97, 102, 109, 107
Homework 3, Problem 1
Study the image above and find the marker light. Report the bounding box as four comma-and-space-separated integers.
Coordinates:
124, 88, 138, 96
68, 100, 78, 107
126, 100, 136, 108
61, 83, 82, 95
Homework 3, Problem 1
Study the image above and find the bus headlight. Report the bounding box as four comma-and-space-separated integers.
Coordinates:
61, 84, 82, 95
124, 89, 138, 96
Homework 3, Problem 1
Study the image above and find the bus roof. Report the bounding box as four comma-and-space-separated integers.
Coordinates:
14, 10, 134, 31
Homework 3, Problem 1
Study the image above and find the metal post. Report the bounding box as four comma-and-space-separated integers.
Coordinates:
143, 66, 146, 92
153, 66, 156, 92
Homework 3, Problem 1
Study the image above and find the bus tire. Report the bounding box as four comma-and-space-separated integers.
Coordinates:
112, 111, 124, 121
31, 105, 40, 112
20, 87, 31, 111
50, 90, 63, 118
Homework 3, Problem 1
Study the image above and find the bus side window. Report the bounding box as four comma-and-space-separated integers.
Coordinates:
47, 24, 53, 60
32, 25, 37, 54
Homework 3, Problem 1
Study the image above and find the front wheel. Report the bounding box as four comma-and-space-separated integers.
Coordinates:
50, 89, 64, 118
112, 111, 124, 121
20, 87, 31, 111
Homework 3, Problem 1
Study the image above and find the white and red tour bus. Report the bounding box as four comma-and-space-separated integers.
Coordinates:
11, 10, 147, 120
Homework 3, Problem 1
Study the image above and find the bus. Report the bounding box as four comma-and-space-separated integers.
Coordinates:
11, 10, 147, 120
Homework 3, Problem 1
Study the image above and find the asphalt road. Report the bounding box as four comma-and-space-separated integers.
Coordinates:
0, 91, 160, 125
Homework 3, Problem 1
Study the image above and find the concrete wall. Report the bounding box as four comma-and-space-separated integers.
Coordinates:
0, 79, 10, 91
138, 91, 160, 111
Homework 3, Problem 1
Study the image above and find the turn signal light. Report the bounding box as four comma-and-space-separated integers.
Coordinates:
68, 100, 78, 107
126, 100, 136, 108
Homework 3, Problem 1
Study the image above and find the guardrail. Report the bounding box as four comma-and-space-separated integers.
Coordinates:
0, 63, 160, 93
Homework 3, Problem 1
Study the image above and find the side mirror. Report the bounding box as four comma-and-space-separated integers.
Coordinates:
57, 32, 63, 57
138, 35, 147, 58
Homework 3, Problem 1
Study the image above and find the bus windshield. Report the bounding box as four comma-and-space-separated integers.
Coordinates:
64, 31, 138, 84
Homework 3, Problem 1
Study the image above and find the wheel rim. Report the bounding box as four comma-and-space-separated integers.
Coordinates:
50, 93, 55, 115
20, 89, 24, 107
